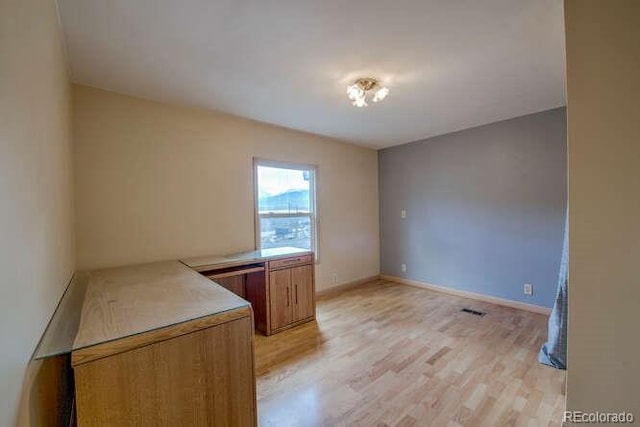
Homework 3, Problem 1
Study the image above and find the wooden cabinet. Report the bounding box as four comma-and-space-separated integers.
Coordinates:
182, 248, 315, 336
268, 257, 315, 333
74, 315, 256, 426
33, 262, 257, 427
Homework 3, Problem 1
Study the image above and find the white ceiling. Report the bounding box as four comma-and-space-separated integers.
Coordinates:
57, 0, 566, 149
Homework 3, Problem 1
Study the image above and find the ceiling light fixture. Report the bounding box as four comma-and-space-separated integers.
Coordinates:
346, 78, 389, 107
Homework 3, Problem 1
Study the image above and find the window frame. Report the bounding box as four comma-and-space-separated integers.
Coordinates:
253, 157, 319, 261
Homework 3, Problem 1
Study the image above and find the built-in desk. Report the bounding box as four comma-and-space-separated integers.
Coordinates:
31, 247, 315, 425
34, 261, 256, 426
181, 247, 316, 335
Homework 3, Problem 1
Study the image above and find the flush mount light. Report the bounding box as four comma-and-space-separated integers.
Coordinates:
346, 78, 389, 107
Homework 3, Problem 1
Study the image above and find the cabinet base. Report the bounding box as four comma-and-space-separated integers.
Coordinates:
266, 316, 316, 336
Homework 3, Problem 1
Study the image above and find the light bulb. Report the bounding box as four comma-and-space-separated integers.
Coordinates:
373, 86, 389, 102
353, 96, 368, 107
346, 84, 363, 101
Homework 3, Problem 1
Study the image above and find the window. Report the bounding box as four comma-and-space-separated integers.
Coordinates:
254, 159, 317, 256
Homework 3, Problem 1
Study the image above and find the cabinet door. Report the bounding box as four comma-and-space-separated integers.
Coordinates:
292, 265, 314, 321
269, 269, 292, 331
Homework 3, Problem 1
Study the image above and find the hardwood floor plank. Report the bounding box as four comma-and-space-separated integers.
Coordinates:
255, 280, 566, 426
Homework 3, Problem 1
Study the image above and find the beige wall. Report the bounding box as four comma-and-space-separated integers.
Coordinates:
72, 85, 379, 290
0, 0, 75, 425
565, 0, 640, 420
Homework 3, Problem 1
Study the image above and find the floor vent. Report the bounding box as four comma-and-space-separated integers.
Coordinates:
461, 308, 487, 317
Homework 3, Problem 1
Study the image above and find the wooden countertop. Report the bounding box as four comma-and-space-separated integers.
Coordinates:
181, 246, 312, 272
71, 261, 249, 361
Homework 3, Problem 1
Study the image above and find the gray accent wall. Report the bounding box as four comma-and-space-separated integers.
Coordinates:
379, 108, 567, 308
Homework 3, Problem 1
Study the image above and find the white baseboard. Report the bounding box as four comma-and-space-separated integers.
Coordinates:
380, 274, 552, 315
316, 275, 381, 298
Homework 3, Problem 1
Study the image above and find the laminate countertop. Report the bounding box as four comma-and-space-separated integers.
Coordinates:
181, 246, 312, 272
35, 261, 250, 362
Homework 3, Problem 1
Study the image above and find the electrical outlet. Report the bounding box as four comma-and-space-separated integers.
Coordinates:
401, 209, 407, 219
401, 263, 407, 273
524, 283, 533, 296
331, 273, 337, 285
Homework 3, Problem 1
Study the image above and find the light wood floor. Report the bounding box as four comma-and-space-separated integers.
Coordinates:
255, 279, 566, 427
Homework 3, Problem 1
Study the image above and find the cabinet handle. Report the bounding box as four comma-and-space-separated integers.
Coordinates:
286, 287, 290, 306
295, 284, 298, 304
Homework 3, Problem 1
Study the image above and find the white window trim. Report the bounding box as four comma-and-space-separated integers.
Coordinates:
253, 157, 319, 262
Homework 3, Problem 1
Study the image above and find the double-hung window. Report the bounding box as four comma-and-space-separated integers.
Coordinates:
254, 159, 317, 256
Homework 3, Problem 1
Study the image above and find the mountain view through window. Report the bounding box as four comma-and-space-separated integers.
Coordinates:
256, 164, 315, 251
